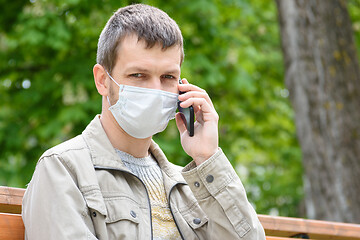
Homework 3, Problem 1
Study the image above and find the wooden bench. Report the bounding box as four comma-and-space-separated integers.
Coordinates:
1, 186, 360, 239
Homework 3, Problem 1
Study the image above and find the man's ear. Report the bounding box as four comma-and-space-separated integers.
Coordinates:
93, 64, 109, 96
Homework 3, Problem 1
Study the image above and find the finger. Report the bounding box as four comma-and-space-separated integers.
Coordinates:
195, 107, 204, 123
181, 78, 190, 84
178, 91, 214, 108
180, 97, 213, 114
175, 112, 187, 134
180, 98, 219, 123
178, 82, 205, 94
178, 80, 215, 109
193, 105, 201, 114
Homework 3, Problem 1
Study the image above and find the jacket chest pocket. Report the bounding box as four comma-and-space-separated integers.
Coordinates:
104, 197, 142, 240
84, 191, 143, 240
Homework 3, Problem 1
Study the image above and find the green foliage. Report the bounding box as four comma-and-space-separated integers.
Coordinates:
0, 0, 305, 217
349, 0, 360, 57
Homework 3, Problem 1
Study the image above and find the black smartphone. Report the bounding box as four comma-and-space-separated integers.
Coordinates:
178, 78, 194, 137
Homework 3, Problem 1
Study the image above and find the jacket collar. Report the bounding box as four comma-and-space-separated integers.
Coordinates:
82, 115, 186, 186
149, 141, 187, 188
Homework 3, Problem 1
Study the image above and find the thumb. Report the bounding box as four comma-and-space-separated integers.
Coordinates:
175, 112, 187, 135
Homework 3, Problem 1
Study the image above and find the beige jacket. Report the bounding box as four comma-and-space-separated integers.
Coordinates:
22, 115, 265, 240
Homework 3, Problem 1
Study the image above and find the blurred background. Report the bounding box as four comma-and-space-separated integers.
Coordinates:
1, 0, 359, 223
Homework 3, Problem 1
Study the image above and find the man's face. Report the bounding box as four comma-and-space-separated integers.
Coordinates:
108, 34, 181, 102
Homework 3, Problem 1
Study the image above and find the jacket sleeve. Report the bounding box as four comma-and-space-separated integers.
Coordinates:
181, 148, 266, 240
22, 155, 97, 240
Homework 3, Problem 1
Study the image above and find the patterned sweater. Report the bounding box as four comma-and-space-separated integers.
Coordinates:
115, 149, 181, 240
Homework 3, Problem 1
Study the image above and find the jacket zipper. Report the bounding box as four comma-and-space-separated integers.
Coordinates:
94, 166, 153, 240
168, 183, 187, 240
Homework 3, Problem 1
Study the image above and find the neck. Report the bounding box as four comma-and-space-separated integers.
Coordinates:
100, 110, 152, 158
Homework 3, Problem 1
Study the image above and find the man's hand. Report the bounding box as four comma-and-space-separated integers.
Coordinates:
175, 78, 219, 166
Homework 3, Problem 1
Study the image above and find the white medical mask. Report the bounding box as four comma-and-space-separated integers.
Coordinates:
106, 71, 178, 139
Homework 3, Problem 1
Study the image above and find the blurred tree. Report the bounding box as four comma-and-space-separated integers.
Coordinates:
0, 0, 302, 216
276, 0, 360, 223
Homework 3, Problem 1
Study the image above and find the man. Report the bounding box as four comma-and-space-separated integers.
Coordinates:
22, 4, 265, 240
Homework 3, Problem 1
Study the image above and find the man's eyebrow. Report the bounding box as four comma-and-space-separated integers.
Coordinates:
125, 67, 180, 75
125, 67, 150, 73
163, 69, 180, 75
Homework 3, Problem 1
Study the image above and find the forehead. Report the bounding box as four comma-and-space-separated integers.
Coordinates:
114, 34, 182, 71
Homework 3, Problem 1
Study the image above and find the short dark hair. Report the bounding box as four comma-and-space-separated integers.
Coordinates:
96, 4, 184, 73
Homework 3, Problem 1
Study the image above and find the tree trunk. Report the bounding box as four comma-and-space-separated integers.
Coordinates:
276, 0, 360, 223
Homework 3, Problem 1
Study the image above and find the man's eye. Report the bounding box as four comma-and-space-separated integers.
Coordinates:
162, 75, 175, 79
130, 73, 143, 78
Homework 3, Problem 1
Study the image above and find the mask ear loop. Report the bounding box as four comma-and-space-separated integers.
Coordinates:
105, 70, 121, 87
107, 96, 112, 107
105, 70, 121, 107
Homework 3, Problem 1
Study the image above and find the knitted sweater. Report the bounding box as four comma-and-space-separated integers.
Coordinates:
116, 149, 181, 240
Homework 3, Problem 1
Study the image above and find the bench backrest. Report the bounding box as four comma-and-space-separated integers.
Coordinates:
0, 187, 25, 240
258, 214, 360, 240
1, 186, 360, 240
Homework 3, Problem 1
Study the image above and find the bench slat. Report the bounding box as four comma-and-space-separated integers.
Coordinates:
0, 213, 24, 240
0, 187, 25, 214
259, 214, 360, 240
266, 237, 313, 240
